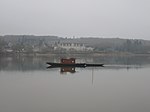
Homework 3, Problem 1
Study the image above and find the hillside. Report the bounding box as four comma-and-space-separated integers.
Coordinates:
0, 35, 150, 54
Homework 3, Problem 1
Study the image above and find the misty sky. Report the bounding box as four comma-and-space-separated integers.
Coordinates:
0, 0, 150, 39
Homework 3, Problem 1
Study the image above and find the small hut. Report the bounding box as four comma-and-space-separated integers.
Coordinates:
61, 58, 76, 64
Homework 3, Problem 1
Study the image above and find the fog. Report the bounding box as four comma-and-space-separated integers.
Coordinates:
0, 0, 150, 39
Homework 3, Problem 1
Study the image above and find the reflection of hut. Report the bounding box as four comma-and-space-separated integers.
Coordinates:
60, 67, 76, 73
61, 58, 75, 64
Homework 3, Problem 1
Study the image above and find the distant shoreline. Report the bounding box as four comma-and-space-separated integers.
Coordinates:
1, 52, 150, 57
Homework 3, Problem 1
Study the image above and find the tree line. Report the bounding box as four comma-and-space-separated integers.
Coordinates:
0, 35, 150, 54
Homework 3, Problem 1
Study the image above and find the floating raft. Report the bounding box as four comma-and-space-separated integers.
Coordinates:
46, 58, 104, 68
46, 62, 104, 67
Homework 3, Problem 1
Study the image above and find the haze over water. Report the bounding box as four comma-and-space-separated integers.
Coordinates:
1, 0, 150, 111
0, 56, 150, 112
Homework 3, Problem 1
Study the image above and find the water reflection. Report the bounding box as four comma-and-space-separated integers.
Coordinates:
60, 67, 76, 74
47, 66, 76, 74
0, 55, 150, 71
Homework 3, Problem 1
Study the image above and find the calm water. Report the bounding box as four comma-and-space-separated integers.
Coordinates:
0, 56, 150, 112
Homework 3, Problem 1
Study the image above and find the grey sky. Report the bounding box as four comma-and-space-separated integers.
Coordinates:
0, 0, 150, 39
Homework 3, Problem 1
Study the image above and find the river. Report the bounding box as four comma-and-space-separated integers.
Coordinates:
0, 55, 150, 112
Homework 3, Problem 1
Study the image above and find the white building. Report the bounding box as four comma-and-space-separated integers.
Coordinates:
54, 42, 93, 51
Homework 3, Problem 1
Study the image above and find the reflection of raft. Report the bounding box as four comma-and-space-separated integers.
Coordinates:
60, 67, 76, 73
46, 58, 104, 67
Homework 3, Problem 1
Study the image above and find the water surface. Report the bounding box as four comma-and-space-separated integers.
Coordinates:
0, 56, 150, 112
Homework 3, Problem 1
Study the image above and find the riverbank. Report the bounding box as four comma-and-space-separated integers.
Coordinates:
1, 51, 150, 57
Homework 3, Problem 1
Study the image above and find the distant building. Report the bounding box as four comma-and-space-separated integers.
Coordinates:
54, 42, 93, 51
